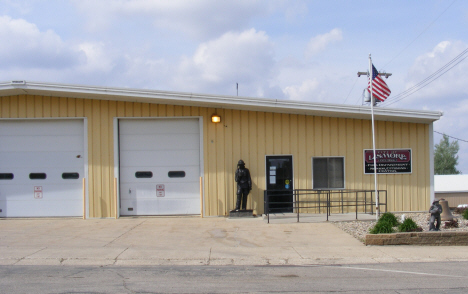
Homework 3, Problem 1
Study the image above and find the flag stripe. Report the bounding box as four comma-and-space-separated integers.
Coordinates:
368, 64, 391, 102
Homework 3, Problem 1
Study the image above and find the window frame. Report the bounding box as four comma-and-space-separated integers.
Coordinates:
311, 156, 345, 190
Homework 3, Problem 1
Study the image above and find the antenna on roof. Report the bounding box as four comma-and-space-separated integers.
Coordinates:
236, 83, 238, 96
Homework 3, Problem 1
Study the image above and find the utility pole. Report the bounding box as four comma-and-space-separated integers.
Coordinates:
357, 57, 392, 220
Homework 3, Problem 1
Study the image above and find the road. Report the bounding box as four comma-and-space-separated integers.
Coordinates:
1, 261, 467, 293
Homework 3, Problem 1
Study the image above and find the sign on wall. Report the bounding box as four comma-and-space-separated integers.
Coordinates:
364, 149, 412, 174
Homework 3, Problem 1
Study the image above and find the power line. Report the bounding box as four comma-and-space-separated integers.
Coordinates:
385, 46, 468, 102
343, 76, 359, 104
434, 130, 468, 143
382, 46, 468, 107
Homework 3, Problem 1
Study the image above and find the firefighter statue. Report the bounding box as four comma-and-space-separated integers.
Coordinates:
235, 159, 252, 211
429, 199, 443, 231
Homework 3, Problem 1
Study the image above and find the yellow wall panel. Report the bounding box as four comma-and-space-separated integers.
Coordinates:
26, 95, 35, 118
248, 111, 258, 212
59, 97, 68, 117
216, 109, 226, 216
281, 113, 290, 154
314, 116, 322, 156
1, 97, 8, 117
345, 119, 355, 190
18, 95, 26, 117
43, 96, 51, 117
273, 113, 282, 154
141, 103, 150, 117
265, 112, 274, 155
294, 115, 305, 192
34, 96, 43, 117
224, 109, 235, 211
256, 112, 266, 195
305, 116, 315, 190
10, 95, 18, 117
50, 97, 60, 117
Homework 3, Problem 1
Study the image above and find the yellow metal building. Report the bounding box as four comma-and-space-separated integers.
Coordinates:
0, 81, 441, 218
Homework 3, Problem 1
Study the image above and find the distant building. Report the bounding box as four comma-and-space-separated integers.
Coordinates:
435, 175, 468, 208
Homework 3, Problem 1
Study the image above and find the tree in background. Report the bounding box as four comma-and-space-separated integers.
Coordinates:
434, 134, 461, 175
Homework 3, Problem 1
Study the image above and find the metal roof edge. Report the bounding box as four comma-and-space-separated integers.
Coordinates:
0, 80, 442, 123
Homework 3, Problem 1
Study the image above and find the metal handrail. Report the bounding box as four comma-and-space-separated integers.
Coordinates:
264, 189, 387, 223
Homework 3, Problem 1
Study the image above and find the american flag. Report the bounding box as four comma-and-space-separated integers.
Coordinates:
368, 64, 391, 102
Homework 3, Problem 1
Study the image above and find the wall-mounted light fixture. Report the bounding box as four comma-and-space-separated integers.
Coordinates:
211, 114, 221, 123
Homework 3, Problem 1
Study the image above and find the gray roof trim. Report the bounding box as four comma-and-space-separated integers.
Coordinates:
0, 80, 442, 123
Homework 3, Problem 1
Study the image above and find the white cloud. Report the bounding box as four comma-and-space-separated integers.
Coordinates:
403, 40, 468, 107
0, 16, 83, 69
283, 79, 319, 101
174, 28, 278, 96
72, 0, 274, 39
305, 28, 343, 58
77, 42, 114, 73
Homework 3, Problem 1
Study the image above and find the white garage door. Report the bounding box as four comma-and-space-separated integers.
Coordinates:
0, 120, 85, 217
119, 118, 201, 216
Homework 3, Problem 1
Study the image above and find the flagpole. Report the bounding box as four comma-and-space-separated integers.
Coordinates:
369, 54, 380, 220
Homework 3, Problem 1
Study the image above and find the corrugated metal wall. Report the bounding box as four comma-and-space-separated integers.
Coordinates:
1, 95, 431, 217
435, 193, 468, 208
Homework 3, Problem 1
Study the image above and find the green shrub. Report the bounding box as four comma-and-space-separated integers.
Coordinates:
378, 212, 399, 227
398, 218, 420, 232
463, 209, 468, 220
369, 220, 395, 234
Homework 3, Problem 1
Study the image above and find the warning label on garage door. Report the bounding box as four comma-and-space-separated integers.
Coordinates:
156, 184, 165, 197
34, 186, 43, 199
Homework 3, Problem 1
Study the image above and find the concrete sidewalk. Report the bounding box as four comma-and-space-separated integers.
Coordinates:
1, 214, 468, 266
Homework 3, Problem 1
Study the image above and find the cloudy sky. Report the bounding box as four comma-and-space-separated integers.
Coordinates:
1, 0, 468, 172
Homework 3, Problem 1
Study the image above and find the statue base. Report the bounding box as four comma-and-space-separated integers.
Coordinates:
229, 209, 253, 218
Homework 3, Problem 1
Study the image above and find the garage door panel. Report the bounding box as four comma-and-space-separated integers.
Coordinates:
120, 150, 199, 167
0, 184, 82, 201
0, 136, 84, 152
120, 119, 199, 135
0, 169, 82, 183
120, 198, 200, 216
0, 152, 84, 168
0, 199, 82, 217
120, 166, 199, 183
0, 120, 83, 136
119, 134, 199, 151
120, 182, 199, 199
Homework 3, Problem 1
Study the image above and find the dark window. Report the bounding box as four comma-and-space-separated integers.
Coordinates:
135, 171, 153, 178
0, 173, 14, 180
29, 173, 47, 180
168, 171, 185, 178
313, 157, 344, 189
62, 172, 80, 179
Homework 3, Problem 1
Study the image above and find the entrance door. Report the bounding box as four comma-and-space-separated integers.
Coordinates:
266, 155, 293, 213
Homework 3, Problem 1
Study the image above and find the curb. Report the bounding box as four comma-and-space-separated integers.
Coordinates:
365, 231, 468, 246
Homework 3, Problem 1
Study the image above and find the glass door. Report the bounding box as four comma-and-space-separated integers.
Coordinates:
266, 155, 293, 213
